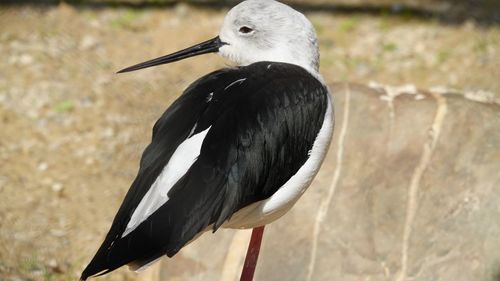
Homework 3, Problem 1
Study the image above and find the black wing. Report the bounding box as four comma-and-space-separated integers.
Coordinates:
81, 62, 329, 280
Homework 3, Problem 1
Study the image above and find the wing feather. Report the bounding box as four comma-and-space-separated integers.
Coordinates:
80, 62, 328, 280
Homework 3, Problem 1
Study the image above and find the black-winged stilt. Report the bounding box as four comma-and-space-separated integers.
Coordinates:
81, 0, 334, 279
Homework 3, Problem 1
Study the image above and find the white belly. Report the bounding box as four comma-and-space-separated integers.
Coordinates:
222, 94, 334, 229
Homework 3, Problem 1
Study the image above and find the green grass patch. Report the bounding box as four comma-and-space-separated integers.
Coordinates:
474, 36, 490, 54
378, 12, 392, 31
20, 255, 42, 273
312, 20, 325, 35
437, 50, 451, 63
338, 18, 359, 33
111, 9, 143, 30
382, 42, 398, 52
54, 100, 75, 113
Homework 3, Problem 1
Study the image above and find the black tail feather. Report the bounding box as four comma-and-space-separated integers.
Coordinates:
80, 177, 224, 280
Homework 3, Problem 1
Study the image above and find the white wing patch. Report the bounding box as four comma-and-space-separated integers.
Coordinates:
122, 127, 211, 238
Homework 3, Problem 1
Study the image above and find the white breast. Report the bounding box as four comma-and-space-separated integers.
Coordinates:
122, 127, 211, 238
223, 93, 334, 229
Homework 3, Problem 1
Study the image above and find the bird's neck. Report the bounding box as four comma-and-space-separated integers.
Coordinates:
230, 51, 321, 81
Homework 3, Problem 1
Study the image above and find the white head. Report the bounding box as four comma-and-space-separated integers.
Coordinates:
218, 0, 320, 75
117, 0, 320, 77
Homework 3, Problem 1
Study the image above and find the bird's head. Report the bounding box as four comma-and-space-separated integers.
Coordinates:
118, 0, 319, 75
218, 0, 319, 74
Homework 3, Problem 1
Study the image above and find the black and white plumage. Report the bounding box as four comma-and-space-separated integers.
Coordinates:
81, 1, 334, 280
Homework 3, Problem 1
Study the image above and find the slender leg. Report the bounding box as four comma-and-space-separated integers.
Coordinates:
239, 226, 265, 281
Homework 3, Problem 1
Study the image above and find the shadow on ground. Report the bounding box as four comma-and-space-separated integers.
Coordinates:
1, 0, 499, 27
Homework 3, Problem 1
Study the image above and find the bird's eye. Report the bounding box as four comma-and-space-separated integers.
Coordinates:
239, 26, 254, 34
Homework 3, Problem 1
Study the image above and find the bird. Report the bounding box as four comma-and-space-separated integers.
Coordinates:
81, 0, 334, 279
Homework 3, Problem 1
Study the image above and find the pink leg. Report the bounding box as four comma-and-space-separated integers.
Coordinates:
239, 226, 265, 281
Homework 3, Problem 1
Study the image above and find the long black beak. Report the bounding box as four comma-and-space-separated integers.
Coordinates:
117, 36, 225, 73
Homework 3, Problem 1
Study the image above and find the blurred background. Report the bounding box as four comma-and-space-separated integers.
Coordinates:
0, 0, 499, 281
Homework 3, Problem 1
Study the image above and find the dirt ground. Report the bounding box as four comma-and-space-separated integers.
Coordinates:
0, 2, 498, 281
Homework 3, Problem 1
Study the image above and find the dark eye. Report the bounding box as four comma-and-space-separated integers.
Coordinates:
239, 26, 254, 34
